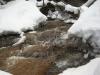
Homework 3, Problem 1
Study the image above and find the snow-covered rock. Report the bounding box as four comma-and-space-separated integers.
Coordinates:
0, 0, 47, 33
59, 58, 100, 75
65, 4, 79, 14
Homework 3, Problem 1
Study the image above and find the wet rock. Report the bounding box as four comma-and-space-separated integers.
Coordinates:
0, 31, 20, 47
65, 34, 94, 56
24, 32, 38, 45
40, 2, 55, 16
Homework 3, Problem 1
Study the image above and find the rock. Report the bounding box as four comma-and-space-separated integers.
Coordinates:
40, 2, 55, 16
24, 32, 38, 45
0, 32, 20, 47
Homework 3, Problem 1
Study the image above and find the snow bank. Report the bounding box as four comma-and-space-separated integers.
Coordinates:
0, 70, 12, 75
0, 0, 47, 33
59, 58, 100, 75
67, 0, 100, 49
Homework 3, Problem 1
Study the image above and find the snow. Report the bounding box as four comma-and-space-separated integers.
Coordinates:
79, 5, 88, 13
47, 10, 71, 20
65, 4, 79, 14
36, 0, 64, 6
58, 58, 100, 75
36, 0, 66, 6
50, 1, 56, 5
12, 32, 26, 46
0, 0, 47, 33
57, 1, 66, 6
36, 0, 50, 6
67, 0, 100, 50
64, 19, 77, 24
65, 4, 88, 15
0, 70, 12, 75
48, 10, 60, 19
47, 10, 57, 19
